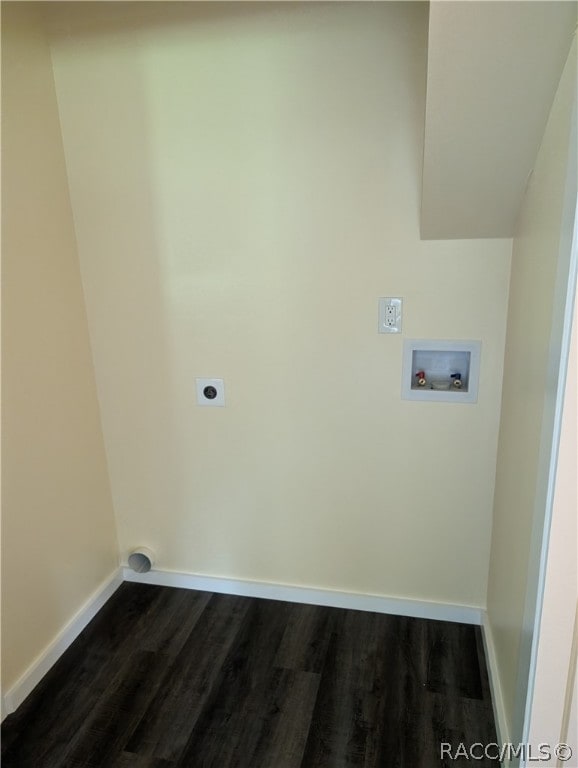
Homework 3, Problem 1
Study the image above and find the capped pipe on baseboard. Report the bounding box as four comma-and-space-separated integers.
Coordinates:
128, 547, 155, 573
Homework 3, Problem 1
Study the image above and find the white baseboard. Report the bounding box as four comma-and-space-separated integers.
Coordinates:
2, 569, 123, 719
122, 567, 483, 626
482, 612, 510, 762
2, 566, 484, 721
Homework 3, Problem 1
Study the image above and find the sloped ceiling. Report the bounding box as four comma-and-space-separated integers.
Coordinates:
421, 1, 577, 240
38, 0, 576, 241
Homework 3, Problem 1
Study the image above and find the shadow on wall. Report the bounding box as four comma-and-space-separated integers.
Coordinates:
46, 14, 188, 568
46, 3, 319, 575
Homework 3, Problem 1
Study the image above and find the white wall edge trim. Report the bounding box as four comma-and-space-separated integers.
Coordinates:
122, 567, 483, 626
481, 611, 510, 760
2, 569, 123, 720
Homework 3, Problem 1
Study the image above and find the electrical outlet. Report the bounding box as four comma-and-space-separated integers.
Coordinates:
196, 378, 225, 406
385, 304, 397, 328
378, 298, 402, 334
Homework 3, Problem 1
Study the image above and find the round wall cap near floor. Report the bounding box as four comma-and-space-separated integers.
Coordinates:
128, 547, 155, 573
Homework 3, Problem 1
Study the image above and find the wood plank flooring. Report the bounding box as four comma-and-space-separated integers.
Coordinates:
1, 583, 498, 767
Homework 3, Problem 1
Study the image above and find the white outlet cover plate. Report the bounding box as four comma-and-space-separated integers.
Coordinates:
196, 378, 225, 406
378, 297, 402, 334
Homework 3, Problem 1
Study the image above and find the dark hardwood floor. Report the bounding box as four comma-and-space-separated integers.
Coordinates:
1, 583, 498, 767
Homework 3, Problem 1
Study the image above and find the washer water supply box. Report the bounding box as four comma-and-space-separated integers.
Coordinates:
402, 340, 481, 403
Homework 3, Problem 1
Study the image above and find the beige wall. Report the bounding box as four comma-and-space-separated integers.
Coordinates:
1, 5, 119, 695
47, 3, 511, 608
486, 38, 577, 742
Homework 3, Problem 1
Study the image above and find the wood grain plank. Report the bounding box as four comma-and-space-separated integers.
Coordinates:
474, 626, 494, 706
111, 752, 174, 768
60, 650, 172, 767
123, 592, 250, 762
246, 669, 320, 768
174, 597, 293, 767
300, 609, 397, 767
425, 621, 483, 700
274, 603, 338, 673
409, 690, 499, 768
137, 587, 212, 657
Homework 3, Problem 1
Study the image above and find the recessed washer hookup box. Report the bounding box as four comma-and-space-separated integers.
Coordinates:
402, 340, 481, 403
